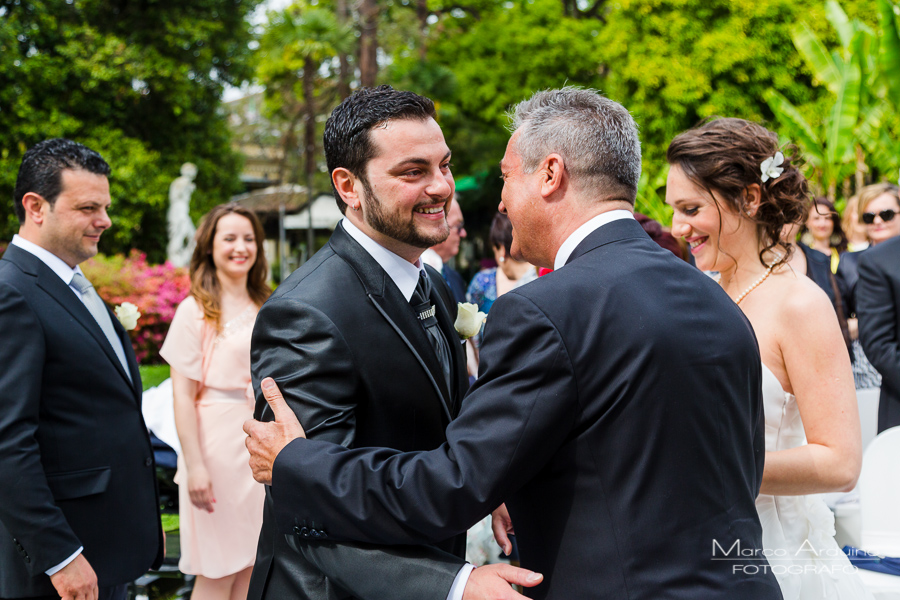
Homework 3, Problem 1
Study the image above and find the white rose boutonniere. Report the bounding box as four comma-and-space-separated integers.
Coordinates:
115, 302, 141, 331
455, 302, 486, 340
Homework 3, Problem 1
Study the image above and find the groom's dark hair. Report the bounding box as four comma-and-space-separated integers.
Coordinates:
13, 138, 110, 223
324, 85, 436, 214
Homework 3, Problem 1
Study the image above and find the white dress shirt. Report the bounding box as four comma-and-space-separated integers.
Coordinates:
553, 209, 634, 270
340, 219, 475, 598
10, 235, 85, 576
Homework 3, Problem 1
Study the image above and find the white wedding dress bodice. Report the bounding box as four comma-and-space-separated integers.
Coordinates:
756, 364, 874, 600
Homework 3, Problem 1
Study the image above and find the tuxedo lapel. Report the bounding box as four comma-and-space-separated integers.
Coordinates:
113, 313, 142, 399
4, 246, 136, 392
427, 265, 466, 417
329, 226, 454, 421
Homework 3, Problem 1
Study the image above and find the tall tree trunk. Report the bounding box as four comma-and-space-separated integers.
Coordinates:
336, 0, 351, 99
303, 58, 317, 257
417, 0, 428, 60
855, 144, 867, 193
359, 0, 378, 87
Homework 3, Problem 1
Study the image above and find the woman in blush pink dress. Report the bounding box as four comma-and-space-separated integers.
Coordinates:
160, 203, 270, 600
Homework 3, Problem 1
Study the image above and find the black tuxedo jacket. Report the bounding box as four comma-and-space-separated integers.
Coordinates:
858, 237, 900, 431
248, 223, 469, 600
266, 219, 781, 599
0, 244, 163, 598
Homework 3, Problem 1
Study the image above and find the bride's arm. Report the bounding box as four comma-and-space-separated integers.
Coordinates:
759, 285, 862, 496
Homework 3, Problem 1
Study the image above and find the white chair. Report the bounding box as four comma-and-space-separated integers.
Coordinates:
857, 426, 900, 596
858, 388, 882, 452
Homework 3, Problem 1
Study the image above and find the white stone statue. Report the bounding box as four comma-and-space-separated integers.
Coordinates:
167, 162, 197, 268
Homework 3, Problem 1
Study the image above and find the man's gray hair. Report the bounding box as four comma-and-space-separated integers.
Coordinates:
508, 87, 641, 202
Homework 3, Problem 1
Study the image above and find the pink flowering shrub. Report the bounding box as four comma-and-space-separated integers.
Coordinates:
81, 250, 190, 363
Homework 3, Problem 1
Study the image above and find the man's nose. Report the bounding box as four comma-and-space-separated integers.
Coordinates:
97, 208, 112, 230
428, 169, 453, 199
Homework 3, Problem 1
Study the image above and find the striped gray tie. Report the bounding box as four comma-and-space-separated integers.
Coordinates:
71, 272, 132, 382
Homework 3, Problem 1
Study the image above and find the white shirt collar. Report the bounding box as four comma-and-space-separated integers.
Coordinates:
553, 210, 634, 270
11, 234, 84, 286
340, 218, 423, 302
420, 248, 444, 273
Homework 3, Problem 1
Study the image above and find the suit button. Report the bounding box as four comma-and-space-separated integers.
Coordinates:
293, 526, 302, 536
300, 527, 310, 538
144, 457, 153, 467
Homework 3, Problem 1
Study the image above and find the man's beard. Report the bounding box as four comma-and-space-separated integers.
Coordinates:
360, 177, 449, 248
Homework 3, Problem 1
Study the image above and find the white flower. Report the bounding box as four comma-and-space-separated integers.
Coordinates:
760, 152, 785, 183
454, 302, 486, 340
115, 302, 141, 331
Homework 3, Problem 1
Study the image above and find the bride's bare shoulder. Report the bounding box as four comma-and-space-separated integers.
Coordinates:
768, 268, 837, 331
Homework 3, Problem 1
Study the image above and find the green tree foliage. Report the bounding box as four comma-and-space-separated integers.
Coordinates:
386, 0, 605, 213
766, 0, 900, 199
595, 0, 877, 169
379, 0, 882, 217
256, 3, 353, 188
0, 0, 262, 261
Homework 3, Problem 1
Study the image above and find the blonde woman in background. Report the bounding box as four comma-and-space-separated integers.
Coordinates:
839, 183, 900, 390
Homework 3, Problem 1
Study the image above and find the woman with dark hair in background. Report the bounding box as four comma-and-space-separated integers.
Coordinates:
466, 212, 537, 314
666, 118, 868, 600
161, 203, 271, 600
801, 197, 848, 273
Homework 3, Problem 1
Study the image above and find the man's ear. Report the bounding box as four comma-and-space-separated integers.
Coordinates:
332, 168, 361, 212
21, 192, 47, 225
540, 154, 565, 198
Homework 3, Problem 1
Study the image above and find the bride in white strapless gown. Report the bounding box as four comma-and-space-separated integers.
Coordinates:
757, 364, 873, 600
666, 118, 870, 600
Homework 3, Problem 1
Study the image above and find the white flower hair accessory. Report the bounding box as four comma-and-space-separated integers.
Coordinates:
454, 302, 486, 340
760, 152, 784, 183
115, 302, 141, 331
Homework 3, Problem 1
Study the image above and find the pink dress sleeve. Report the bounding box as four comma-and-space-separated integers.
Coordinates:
160, 296, 204, 382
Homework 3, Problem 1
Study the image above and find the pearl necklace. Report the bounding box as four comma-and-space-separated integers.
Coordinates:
733, 264, 775, 305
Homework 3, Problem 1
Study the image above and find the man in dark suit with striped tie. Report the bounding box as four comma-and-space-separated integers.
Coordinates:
0, 139, 162, 600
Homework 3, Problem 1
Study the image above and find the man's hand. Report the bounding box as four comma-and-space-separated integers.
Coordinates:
49, 553, 98, 600
243, 377, 306, 485
463, 564, 543, 600
491, 504, 514, 556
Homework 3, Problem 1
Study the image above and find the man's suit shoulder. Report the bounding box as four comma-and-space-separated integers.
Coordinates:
259, 245, 367, 332
0, 253, 35, 288
859, 237, 900, 270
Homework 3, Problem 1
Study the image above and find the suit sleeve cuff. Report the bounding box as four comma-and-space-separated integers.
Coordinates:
447, 563, 474, 600
45, 547, 83, 576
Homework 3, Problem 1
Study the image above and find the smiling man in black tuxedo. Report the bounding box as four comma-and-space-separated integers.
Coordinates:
244, 86, 539, 600
246, 88, 783, 600
0, 139, 162, 600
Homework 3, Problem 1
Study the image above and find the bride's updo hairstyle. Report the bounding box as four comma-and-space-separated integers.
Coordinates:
666, 117, 809, 267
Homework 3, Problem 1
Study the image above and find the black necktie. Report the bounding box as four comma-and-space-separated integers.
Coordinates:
411, 270, 452, 395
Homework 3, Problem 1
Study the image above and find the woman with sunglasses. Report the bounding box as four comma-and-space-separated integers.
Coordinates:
860, 184, 900, 243
839, 183, 900, 389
